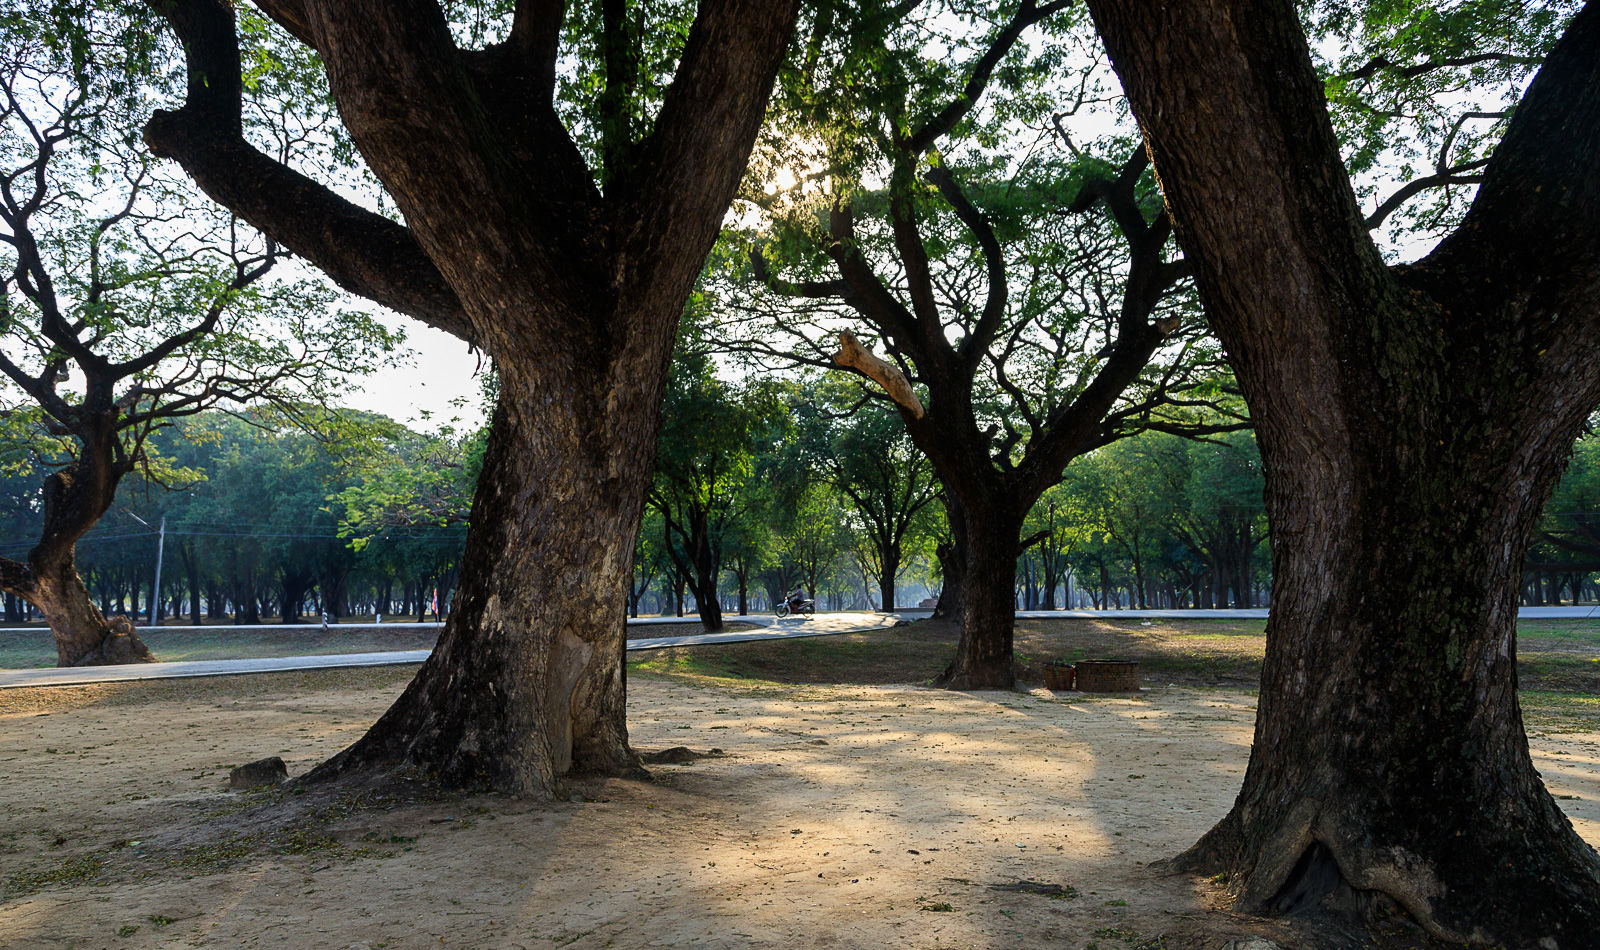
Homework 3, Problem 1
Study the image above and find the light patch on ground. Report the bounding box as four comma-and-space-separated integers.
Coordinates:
0, 669, 1594, 949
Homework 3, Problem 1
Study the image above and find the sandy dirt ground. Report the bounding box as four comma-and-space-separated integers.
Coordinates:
3, 669, 1599, 950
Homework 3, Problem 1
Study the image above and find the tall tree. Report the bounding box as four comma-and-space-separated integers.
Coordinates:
735, 1, 1236, 686
1086, 0, 1600, 939
776, 481, 848, 605
1169, 431, 1267, 609
143, 0, 799, 795
1019, 483, 1087, 609
1083, 440, 1173, 609
650, 320, 779, 630
0, 12, 394, 665
792, 378, 938, 611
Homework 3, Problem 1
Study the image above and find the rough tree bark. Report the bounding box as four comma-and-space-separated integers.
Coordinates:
0, 426, 154, 666
938, 496, 1027, 687
1087, 0, 1600, 941
146, 0, 797, 796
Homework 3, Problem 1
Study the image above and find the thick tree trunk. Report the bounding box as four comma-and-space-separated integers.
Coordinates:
308, 375, 656, 795
1, 552, 155, 667
186, 554, 202, 624
0, 456, 155, 666
280, 574, 313, 623
146, 0, 798, 799
685, 523, 723, 630
1087, 0, 1600, 939
1175, 401, 1600, 939
323, 570, 348, 618
413, 576, 429, 623
934, 504, 1024, 688
234, 564, 260, 624
691, 574, 723, 629
34, 562, 154, 666
932, 536, 964, 619
879, 545, 900, 612
1041, 551, 1059, 610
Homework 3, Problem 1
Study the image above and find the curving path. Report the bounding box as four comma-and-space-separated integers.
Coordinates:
0, 611, 903, 689
4, 605, 1597, 689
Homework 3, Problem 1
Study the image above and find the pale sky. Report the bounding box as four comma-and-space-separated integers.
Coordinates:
342, 320, 491, 434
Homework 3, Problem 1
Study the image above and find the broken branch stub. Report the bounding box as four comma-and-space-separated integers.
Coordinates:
833, 331, 926, 419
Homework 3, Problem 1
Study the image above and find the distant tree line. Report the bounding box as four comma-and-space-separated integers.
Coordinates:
18, 369, 1600, 630
0, 409, 471, 625
13, 380, 1600, 631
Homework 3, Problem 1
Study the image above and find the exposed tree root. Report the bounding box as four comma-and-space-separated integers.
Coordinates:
1173, 805, 1600, 948
69, 616, 156, 666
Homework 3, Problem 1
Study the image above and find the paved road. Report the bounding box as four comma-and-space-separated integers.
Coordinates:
0, 650, 440, 689
1015, 608, 1270, 619
0, 611, 902, 689
5, 605, 1599, 690
0, 616, 713, 636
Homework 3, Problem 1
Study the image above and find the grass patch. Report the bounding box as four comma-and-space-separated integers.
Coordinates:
1517, 654, 1600, 693
1015, 618, 1266, 687
628, 621, 758, 638
4, 854, 106, 896
1522, 691, 1600, 733
177, 838, 258, 872
1512, 619, 1600, 642
629, 616, 1600, 699
626, 617, 1272, 690
626, 616, 1276, 690
0, 666, 420, 718
175, 830, 357, 872
631, 624, 959, 689
174, 798, 408, 875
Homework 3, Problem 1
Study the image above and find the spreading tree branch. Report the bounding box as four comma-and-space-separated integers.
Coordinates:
903, 0, 1075, 153
143, 0, 476, 343
832, 331, 925, 418
1337, 52, 1541, 84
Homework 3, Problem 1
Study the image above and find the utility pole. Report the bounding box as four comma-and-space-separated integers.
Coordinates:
126, 511, 167, 626
151, 515, 166, 626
